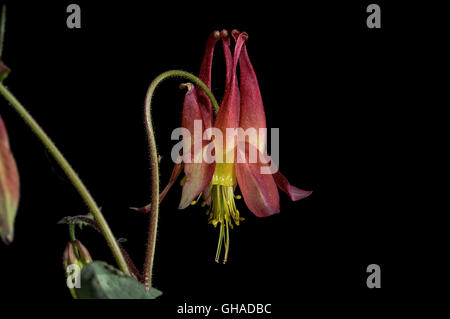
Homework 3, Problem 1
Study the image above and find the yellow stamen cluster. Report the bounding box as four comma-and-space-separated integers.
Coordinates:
187, 162, 244, 263
206, 184, 244, 263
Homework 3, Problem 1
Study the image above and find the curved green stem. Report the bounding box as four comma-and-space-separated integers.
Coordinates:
0, 83, 130, 276
142, 70, 219, 290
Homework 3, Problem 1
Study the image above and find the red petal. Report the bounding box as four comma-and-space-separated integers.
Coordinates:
213, 32, 247, 157
202, 184, 212, 206
198, 31, 220, 89
160, 162, 183, 202
197, 31, 220, 128
181, 84, 211, 164
181, 83, 205, 141
232, 29, 267, 152
179, 85, 215, 209
273, 171, 312, 201
179, 156, 215, 209
221, 30, 233, 90
133, 161, 183, 214
235, 141, 279, 217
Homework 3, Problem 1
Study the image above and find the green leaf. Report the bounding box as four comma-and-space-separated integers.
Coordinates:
76, 261, 162, 299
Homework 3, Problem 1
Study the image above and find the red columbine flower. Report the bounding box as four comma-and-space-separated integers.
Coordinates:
0, 115, 20, 245
167, 30, 311, 263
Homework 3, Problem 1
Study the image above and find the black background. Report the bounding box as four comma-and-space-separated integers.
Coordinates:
0, 0, 444, 316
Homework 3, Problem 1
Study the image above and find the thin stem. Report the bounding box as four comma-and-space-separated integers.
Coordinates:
69, 224, 76, 242
0, 83, 130, 275
143, 70, 219, 290
68, 224, 80, 257
0, 5, 6, 59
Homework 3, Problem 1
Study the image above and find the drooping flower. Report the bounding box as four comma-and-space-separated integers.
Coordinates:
166, 30, 312, 263
0, 114, 20, 245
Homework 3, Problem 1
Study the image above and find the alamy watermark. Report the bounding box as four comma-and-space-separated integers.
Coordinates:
170, 120, 280, 174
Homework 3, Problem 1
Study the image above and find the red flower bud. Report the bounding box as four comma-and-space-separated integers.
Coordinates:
63, 240, 93, 269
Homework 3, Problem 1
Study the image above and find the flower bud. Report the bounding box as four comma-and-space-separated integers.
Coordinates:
73, 239, 93, 264
0, 115, 20, 245
62, 240, 93, 270
62, 240, 93, 299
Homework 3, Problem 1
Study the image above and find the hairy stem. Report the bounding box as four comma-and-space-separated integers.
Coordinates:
143, 70, 219, 290
0, 83, 130, 275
